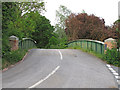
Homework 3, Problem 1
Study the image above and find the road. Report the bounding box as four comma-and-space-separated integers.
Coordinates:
2, 49, 118, 88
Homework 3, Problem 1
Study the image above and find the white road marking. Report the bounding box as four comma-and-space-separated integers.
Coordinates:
58, 50, 63, 60
115, 76, 120, 79
113, 72, 119, 76
110, 69, 116, 73
107, 65, 117, 73
28, 66, 60, 88
117, 80, 120, 83
40, 49, 45, 50
106, 64, 111, 68
109, 67, 114, 71
106, 64, 120, 88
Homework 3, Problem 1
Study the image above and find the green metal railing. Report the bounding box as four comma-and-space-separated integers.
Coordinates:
67, 39, 104, 54
19, 38, 36, 49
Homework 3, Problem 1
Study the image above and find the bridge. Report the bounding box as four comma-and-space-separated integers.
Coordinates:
1, 38, 119, 89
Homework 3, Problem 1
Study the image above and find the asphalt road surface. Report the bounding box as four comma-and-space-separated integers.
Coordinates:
2, 49, 118, 88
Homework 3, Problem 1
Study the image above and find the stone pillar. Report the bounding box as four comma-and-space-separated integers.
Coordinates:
9, 35, 19, 51
104, 38, 117, 50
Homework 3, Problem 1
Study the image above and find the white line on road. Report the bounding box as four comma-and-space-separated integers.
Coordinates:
113, 72, 119, 76
115, 76, 120, 79
58, 50, 63, 60
108, 68, 114, 71
106, 64, 111, 68
28, 66, 60, 88
110, 69, 116, 73
106, 64, 120, 89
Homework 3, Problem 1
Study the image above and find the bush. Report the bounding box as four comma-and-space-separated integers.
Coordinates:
2, 49, 28, 69
103, 48, 120, 67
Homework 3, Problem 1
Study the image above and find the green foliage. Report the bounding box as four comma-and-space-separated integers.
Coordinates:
55, 5, 71, 38
25, 11, 55, 48
103, 48, 120, 67
115, 19, 120, 48
2, 2, 46, 52
2, 36, 11, 56
58, 37, 68, 49
2, 2, 48, 69
2, 2, 22, 56
19, 1, 45, 14
2, 49, 28, 69
54, 5, 71, 49
56, 5, 71, 28
48, 35, 68, 49
46, 34, 58, 48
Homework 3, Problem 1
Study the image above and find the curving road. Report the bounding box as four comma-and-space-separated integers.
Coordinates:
2, 49, 118, 88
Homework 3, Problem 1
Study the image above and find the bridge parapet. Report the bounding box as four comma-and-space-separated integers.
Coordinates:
68, 39, 105, 54
9, 36, 37, 50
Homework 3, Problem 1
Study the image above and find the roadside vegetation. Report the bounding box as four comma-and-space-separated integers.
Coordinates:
2, 1, 119, 69
2, 49, 27, 69
103, 48, 120, 67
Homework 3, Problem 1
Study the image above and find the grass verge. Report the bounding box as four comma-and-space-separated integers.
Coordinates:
2, 49, 28, 70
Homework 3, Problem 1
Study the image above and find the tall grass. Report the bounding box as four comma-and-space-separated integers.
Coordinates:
2, 49, 28, 69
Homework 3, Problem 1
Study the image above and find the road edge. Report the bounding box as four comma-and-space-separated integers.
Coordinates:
2, 50, 30, 72
106, 64, 120, 89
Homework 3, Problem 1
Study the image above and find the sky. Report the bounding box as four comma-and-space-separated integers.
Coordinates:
43, 0, 120, 26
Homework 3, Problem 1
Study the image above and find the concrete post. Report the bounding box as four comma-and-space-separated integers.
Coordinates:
104, 38, 117, 50
9, 35, 19, 51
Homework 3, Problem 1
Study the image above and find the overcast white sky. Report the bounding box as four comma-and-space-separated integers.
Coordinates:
44, 0, 120, 26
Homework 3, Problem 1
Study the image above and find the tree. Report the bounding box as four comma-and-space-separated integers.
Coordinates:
113, 20, 120, 48
2, 1, 46, 55
54, 5, 71, 48
19, 1, 45, 15
2, 1, 46, 38
55, 5, 71, 38
65, 12, 116, 41
24, 11, 55, 48
2, 2, 22, 55
65, 13, 81, 40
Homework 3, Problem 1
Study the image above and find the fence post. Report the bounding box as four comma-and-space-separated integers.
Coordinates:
81, 40, 82, 48
91, 41, 92, 51
101, 44, 103, 54
87, 41, 88, 49
95, 42, 97, 52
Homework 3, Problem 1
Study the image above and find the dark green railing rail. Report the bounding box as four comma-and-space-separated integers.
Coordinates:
67, 39, 105, 54
19, 38, 36, 49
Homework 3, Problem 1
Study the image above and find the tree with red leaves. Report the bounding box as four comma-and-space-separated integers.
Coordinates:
65, 12, 117, 41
